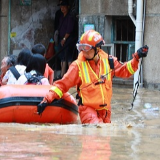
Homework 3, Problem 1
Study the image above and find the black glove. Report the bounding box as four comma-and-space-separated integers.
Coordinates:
37, 102, 48, 115
137, 45, 149, 58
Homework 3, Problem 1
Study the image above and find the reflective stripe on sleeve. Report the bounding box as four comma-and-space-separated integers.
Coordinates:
127, 60, 135, 74
50, 86, 63, 98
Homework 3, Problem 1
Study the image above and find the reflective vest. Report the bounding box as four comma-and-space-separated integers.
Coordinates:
76, 50, 112, 110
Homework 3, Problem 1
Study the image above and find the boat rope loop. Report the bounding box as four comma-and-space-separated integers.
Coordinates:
37, 102, 48, 116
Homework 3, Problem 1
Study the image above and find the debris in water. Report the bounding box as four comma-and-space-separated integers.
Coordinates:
144, 103, 152, 109
126, 124, 133, 128
96, 125, 102, 128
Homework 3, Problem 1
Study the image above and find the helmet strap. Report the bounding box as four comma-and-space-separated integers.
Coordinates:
86, 47, 99, 61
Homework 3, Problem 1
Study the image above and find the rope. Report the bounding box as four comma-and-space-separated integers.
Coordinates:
130, 58, 143, 110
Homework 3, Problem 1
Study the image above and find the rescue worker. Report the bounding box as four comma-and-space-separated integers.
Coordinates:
37, 30, 148, 124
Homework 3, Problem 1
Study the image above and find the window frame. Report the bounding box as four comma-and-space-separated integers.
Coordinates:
111, 16, 135, 61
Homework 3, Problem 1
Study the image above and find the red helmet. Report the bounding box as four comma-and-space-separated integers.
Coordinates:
79, 30, 104, 48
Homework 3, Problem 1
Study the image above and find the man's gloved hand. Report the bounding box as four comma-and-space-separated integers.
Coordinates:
137, 45, 149, 58
37, 90, 56, 115
37, 102, 48, 115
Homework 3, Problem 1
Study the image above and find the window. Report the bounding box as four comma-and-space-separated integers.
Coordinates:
112, 17, 135, 62
101, 44, 114, 56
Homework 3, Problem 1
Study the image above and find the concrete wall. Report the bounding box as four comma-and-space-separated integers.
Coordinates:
10, 0, 58, 55
80, 0, 129, 16
0, 0, 9, 61
143, 0, 160, 89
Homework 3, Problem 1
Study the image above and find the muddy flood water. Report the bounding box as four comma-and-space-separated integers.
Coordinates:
0, 86, 160, 160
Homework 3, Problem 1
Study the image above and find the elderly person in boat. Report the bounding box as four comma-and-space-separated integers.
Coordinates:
2, 48, 32, 85
0, 54, 17, 86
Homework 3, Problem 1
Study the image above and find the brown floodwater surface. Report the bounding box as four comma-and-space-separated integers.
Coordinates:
0, 87, 160, 160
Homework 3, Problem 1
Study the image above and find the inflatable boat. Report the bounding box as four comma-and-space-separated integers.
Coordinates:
0, 85, 78, 124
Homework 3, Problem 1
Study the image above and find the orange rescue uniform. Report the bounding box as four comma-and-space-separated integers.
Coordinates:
46, 49, 139, 124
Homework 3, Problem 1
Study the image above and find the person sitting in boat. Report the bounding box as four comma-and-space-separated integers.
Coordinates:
16, 54, 50, 85
2, 48, 32, 85
0, 54, 17, 86
37, 30, 148, 124
32, 43, 54, 84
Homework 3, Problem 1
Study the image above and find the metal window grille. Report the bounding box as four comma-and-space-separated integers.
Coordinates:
113, 17, 135, 62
